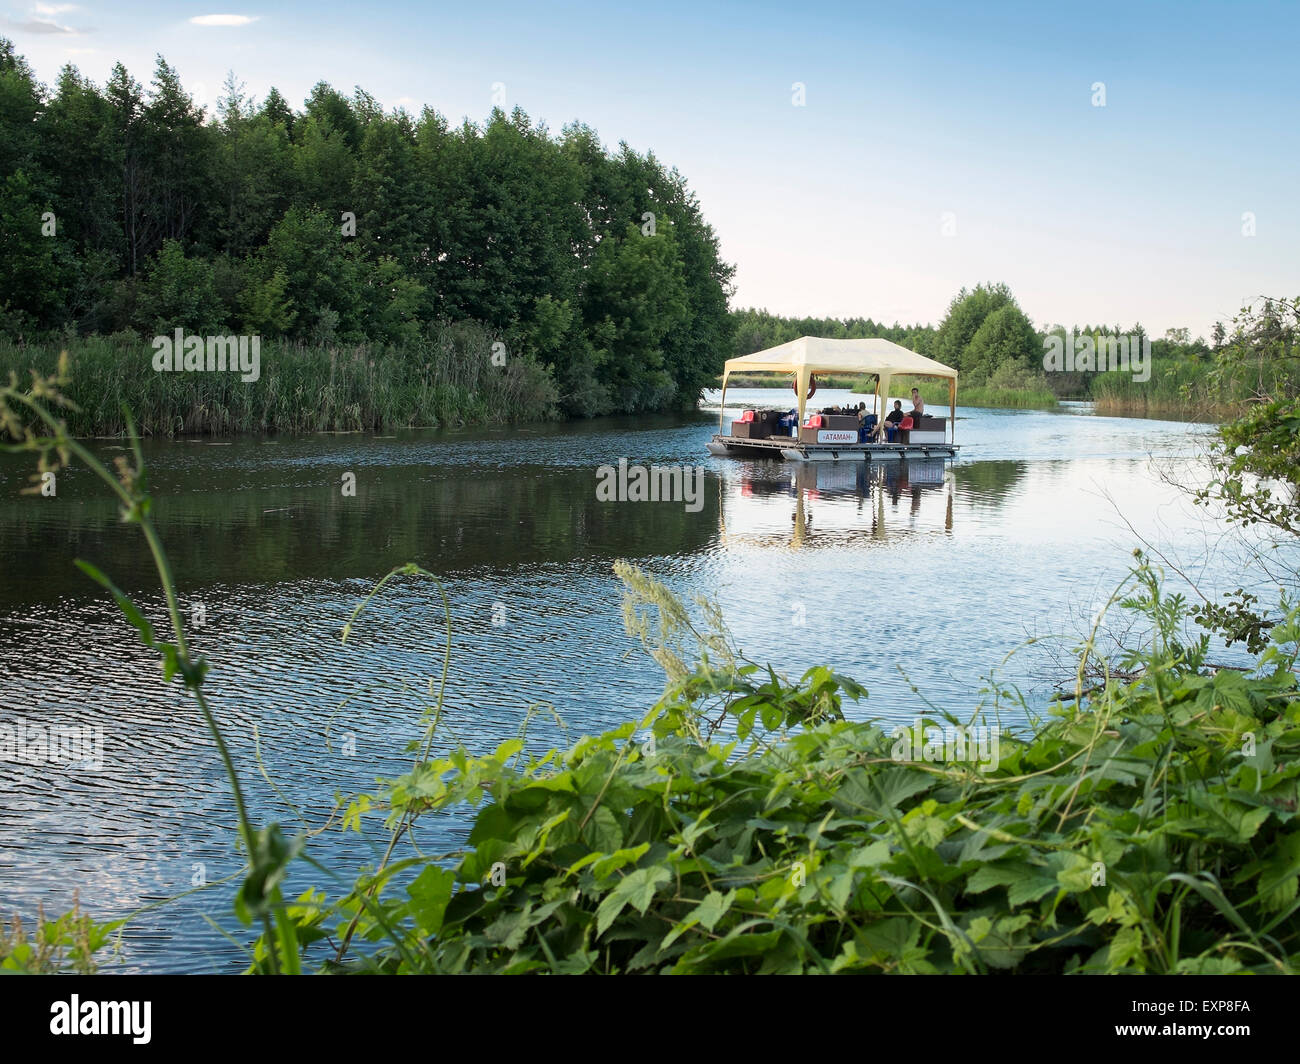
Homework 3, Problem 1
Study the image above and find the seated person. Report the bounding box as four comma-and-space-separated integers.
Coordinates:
884, 400, 906, 442
910, 387, 925, 422
856, 402, 879, 442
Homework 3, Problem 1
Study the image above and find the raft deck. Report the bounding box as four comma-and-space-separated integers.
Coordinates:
707, 433, 958, 463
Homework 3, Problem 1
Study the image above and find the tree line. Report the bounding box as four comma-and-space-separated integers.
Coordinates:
733, 282, 1233, 399
0, 40, 734, 417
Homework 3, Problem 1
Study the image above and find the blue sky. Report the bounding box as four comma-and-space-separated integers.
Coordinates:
5, 0, 1296, 337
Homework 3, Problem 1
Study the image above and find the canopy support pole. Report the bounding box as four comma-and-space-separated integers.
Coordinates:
949, 377, 957, 444
718, 369, 730, 432
796, 365, 812, 429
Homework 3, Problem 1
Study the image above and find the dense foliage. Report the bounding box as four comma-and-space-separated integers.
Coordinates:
1200, 297, 1300, 535
1189, 297, 1300, 651
730, 308, 939, 360
0, 40, 733, 417
731, 285, 1235, 414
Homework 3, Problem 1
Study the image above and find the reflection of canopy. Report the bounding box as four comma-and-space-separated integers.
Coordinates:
719, 337, 959, 441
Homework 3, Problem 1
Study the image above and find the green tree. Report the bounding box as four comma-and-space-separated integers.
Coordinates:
1191, 296, 1300, 650
582, 222, 690, 411
0, 39, 738, 421
0, 38, 42, 176
248, 206, 362, 341
964, 302, 1038, 380
38, 64, 122, 328
351, 109, 429, 282
291, 114, 356, 218
134, 238, 225, 334
140, 57, 215, 251
0, 171, 63, 335
260, 86, 294, 136
303, 82, 361, 149
105, 62, 148, 276
238, 264, 294, 336
360, 255, 426, 345
214, 72, 294, 258
931, 283, 1042, 383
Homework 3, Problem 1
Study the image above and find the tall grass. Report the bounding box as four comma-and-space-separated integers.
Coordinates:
0, 325, 559, 437
851, 377, 1059, 411
1090, 360, 1227, 419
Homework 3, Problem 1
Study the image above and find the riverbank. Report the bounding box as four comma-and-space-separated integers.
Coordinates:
0, 333, 559, 436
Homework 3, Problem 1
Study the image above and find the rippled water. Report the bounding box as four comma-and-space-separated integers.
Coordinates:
0, 390, 1256, 970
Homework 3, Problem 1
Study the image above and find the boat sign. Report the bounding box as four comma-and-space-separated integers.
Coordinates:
817, 430, 857, 444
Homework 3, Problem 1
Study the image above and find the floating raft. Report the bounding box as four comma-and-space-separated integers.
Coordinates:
712, 337, 963, 465
707, 433, 958, 463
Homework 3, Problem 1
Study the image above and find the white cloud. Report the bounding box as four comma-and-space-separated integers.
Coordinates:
3, 2, 86, 33
3, 16, 76, 34
189, 14, 260, 27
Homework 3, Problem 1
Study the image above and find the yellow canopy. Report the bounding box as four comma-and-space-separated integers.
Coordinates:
719, 337, 959, 442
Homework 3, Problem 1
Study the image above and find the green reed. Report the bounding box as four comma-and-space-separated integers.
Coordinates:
0, 327, 558, 438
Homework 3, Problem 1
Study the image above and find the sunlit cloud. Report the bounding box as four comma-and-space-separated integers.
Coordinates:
189, 14, 260, 27
3, 1, 85, 33
3, 16, 74, 33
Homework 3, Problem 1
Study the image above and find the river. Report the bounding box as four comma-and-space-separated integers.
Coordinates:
0, 389, 1256, 970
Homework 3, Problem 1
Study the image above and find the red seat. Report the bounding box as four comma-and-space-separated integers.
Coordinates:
900, 416, 914, 430
739, 409, 755, 422
804, 414, 824, 428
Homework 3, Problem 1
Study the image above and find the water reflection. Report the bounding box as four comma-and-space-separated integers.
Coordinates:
951, 460, 1029, 503
721, 458, 956, 549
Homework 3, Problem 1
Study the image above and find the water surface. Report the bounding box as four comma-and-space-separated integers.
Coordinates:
0, 391, 1254, 970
